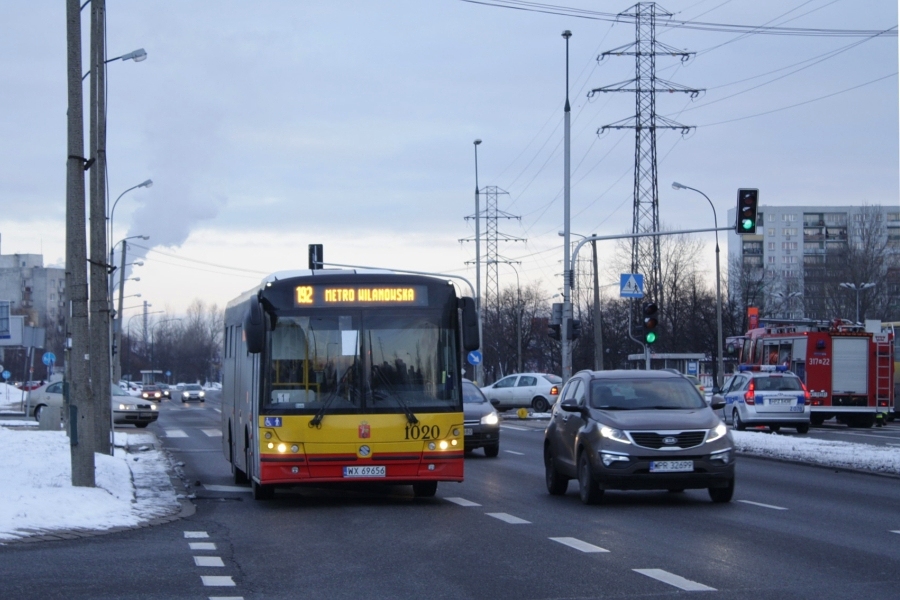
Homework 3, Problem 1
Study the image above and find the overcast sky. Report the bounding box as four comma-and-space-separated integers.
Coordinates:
0, 1, 896, 320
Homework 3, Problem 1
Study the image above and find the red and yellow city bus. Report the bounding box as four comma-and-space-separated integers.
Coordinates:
221, 269, 479, 500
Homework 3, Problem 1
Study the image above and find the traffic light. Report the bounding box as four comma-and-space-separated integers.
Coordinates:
308, 244, 323, 269
548, 323, 561, 340
642, 302, 659, 345
736, 188, 759, 235
566, 319, 582, 341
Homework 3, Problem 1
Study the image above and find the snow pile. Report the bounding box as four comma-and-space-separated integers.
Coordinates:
0, 383, 27, 413
0, 427, 180, 542
733, 430, 900, 476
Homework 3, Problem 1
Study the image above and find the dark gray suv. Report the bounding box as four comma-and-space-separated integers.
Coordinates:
544, 370, 735, 505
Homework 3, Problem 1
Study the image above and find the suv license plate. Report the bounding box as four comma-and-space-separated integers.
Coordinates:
650, 460, 693, 473
343, 466, 386, 478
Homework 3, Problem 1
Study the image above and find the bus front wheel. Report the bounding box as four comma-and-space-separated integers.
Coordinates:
413, 481, 437, 498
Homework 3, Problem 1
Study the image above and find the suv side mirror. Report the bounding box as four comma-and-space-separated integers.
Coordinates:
559, 399, 585, 415
709, 396, 726, 411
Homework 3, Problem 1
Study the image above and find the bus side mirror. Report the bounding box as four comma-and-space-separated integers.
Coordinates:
459, 297, 480, 352
244, 295, 265, 354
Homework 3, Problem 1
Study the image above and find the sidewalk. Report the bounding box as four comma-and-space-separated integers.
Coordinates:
0, 422, 189, 544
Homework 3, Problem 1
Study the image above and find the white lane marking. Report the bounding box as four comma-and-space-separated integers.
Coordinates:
486, 512, 531, 524
166, 429, 188, 438
815, 430, 900, 441
202, 429, 223, 437
213, 408, 222, 413
550, 537, 609, 553
201, 576, 236, 587
204, 484, 251, 493
190, 542, 217, 551
445, 497, 481, 507
504, 450, 525, 455
209, 597, 243, 600
633, 569, 716, 592
886, 443, 900, 447
738, 500, 788, 511
891, 530, 900, 535
195, 556, 225, 567
500, 425, 530, 431
184, 531, 209, 538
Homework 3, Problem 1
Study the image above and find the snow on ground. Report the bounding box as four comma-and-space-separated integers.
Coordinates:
0, 424, 180, 543
0, 421, 896, 543
0, 383, 28, 413
733, 430, 900, 476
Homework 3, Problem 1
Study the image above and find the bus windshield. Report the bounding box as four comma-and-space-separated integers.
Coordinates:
264, 309, 460, 414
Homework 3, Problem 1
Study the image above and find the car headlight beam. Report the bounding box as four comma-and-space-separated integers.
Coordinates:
706, 422, 728, 443
481, 411, 499, 426
599, 425, 631, 444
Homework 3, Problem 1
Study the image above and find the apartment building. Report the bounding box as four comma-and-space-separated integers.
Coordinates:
0, 240, 66, 346
726, 204, 900, 321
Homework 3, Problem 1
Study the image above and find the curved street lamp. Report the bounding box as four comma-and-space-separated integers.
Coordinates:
672, 182, 724, 391
82, 48, 148, 80
839, 282, 875, 323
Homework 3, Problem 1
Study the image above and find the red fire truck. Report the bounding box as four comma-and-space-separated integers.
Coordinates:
727, 320, 894, 428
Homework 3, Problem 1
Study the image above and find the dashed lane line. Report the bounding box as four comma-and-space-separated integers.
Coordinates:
504, 450, 525, 455
550, 537, 609, 553
202, 429, 223, 437
633, 569, 716, 592
891, 530, 900, 535
209, 597, 243, 600
190, 542, 217, 551
165, 429, 188, 438
500, 425, 530, 431
201, 576, 236, 587
738, 500, 788, 511
195, 557, 225, 567
486, 512, 531, 524
445, 497, 481, 507
184, 531, 209, 538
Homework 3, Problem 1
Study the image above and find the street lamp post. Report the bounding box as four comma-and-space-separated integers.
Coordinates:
473, 139, 483, 384
561, 230, 603, 370
561, 29, 573, 382
773, 291, 802, 319
839, 282, 875, 323
492, 260, 523, 373
111, 235, 148, 383
672, 182, 724, 391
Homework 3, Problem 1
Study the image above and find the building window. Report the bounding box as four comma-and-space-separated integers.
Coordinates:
767, 256, 776, 264
768, 228, 775, 237
781, 256, 797, 264
782, 242, 798, 250
783, 228, 797, 236
768, 242, 776, 251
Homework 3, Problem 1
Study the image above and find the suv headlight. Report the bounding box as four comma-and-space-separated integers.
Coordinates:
481, 411, 499, 426
706, 422, 728, 443
599, 425, 631, 444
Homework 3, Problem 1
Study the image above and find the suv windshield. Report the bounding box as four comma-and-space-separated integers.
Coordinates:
463, 382, 487, 404
184, 384, 202, 391
590, 378, 706, 410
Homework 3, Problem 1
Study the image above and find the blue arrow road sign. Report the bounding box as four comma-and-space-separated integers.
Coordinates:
620, 273, 644, 298
467, 350, 483, 366
42, 352, 56, 366
2, 371, 10, 380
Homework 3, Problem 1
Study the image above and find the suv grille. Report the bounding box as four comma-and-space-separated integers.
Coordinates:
627, 430, 707, 450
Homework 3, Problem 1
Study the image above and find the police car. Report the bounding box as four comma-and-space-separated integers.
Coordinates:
715, 366, 810, 434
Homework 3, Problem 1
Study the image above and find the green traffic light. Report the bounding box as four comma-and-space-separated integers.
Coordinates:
645, 332, 657, 344
741, 219, 754, 230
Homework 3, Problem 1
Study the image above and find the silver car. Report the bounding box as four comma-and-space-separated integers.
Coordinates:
544, 370, 735, 505
481, 373, 561, 413
28, 381, 159, 428
717, 367, 810, 434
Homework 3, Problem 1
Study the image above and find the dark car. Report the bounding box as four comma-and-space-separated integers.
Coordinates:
544, 370, 734, 505
157, 383, 172, 399
141, 385, 164, 401
463, 379, 500, 457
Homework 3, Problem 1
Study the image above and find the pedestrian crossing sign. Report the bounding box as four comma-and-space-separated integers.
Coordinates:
620, 274, 644, 298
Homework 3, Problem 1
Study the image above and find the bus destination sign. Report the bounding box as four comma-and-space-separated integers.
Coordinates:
294, 285, 429, 307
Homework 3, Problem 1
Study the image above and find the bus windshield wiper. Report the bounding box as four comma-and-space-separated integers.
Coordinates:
372, 369, 418, 425
309, 392, 339, 428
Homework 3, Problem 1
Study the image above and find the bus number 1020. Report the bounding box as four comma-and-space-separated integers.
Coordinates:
404, 424, 440, 440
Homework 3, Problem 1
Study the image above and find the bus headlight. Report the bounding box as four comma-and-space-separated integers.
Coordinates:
439, 440, 448, 450
277, 443, 286, 453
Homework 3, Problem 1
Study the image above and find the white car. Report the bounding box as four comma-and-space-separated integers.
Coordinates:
28, 381, 159, 427
480, 373, 562, 413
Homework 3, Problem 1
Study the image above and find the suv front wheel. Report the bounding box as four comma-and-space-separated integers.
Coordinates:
708, 477, 734, 503
544, 445, 568, 495
577, 451, 603, 505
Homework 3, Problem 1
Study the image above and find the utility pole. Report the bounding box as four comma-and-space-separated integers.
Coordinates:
592, 237, 603, 370
89, 0, 113, 455
66, 0, 95, 487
